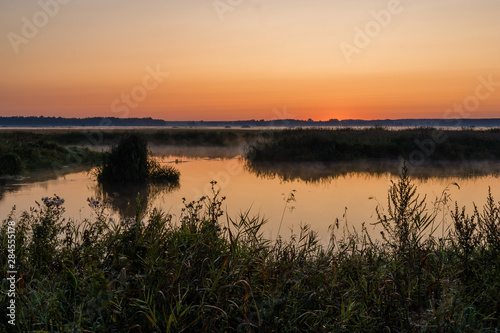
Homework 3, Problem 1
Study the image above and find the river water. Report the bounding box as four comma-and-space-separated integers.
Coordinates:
1, 154, 499, 243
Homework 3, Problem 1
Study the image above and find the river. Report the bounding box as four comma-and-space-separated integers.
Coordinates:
1, 154, 499, 243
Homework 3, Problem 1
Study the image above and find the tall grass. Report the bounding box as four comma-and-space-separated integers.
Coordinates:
0, 129, 251, 148
1, 172, 499, 332
247, 128, 500, 163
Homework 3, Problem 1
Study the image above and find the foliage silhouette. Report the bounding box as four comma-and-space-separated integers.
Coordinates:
97, 134, 180, 184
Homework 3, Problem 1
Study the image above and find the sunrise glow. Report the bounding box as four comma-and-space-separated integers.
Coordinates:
1, 0, 499, 120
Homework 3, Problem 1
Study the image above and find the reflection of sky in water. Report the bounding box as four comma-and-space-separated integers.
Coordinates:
1, 156, 499, 243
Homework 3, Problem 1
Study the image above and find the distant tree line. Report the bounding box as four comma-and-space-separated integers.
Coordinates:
0, 116, 165, 127
0, 116, 499, 128
165, 118, 500, 128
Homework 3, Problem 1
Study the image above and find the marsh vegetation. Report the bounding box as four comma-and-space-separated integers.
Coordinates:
1, 169, 499, 332
1, 128, 500, 331
247, 127, 500, 163
2, 127, 500, 177
0, 134, 100, 176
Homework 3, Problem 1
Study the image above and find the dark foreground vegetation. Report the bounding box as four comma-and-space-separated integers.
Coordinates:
1, 168, 500, 332
247, 127, 500, 164
0, 134, 100, 176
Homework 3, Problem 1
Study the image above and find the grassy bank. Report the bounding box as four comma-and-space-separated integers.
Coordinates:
1, 170, 499, 332
0, 128, 255, 148
0, 134, 101, 176
247, 127, 500, 163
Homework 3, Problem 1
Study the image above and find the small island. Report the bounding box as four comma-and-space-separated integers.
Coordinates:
97, 134, 180, 184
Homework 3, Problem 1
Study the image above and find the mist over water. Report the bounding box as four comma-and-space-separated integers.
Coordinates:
149, 145, 244, 159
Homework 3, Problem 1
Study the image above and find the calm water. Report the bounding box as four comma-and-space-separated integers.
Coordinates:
1, 155, 499, 242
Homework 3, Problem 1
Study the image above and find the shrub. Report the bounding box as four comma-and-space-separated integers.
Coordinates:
97, 134, 180, 184
0, 152, 24, 175
375, 164, 435, 256
98, 134, 149, 182
475, 188, 500, 253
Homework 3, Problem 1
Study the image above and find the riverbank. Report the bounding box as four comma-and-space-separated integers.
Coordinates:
0, 134, 101, 176
0, 128, 255, 148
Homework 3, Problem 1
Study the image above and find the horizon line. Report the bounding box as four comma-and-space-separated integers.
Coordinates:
2, 116, 500, 122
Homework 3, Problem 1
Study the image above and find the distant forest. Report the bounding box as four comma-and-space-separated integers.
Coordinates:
1, 116, 500, 128
0, 116, 165, 127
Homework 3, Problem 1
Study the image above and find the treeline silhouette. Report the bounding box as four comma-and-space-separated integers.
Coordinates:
1, 116, 500, 128
0, 116, 165, 127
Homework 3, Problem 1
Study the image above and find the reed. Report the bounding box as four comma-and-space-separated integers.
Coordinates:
1, 171, 499, 332
247, 127, 500, 163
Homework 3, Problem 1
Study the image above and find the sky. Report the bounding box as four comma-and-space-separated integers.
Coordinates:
1, 0, 499, 121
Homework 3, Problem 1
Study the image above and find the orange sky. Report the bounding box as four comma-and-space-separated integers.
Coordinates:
1, 0, 499, 121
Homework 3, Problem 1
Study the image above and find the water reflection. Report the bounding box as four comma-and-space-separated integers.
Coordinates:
1, 156, 499, 244
0, 165, 93, 202
0, 179, 11, 201
93, 181, 180, 217
246, 161, 500, 184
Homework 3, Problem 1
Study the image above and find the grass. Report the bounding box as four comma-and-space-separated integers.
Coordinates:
247, 127, 500, 163
0, 128, 254, 147
3, 127, 498, 156
0, 131, 180, 184
1, 169, 500, 332
0, 134, 101, 176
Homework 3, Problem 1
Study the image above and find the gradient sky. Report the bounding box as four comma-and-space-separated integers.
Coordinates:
1, 0, 499, 121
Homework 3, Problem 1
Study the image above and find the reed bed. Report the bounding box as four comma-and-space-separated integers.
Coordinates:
1, 169, 499, 332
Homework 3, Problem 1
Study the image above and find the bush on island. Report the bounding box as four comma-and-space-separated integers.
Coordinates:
98, 134, 179, 184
